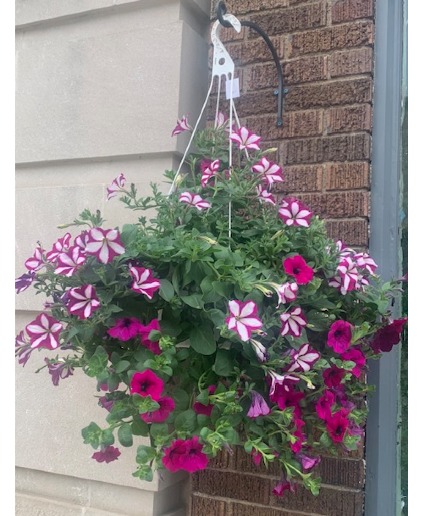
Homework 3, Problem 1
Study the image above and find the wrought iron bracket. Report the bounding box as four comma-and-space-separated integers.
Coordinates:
216, 1, 288, 127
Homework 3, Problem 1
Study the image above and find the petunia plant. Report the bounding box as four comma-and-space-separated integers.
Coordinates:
15, 114, 407, 497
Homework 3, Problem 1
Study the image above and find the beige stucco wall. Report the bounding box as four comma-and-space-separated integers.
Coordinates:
15, 1, 210, 514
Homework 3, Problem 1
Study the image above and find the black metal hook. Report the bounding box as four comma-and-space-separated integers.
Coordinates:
216, 1, 287, 127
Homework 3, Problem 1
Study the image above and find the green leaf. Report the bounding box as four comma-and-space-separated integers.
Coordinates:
190, 325, 217, 355
132, 465, 154, 481
81, 422, 102, 449
84, 346, 109, 378
171, 388, 190, 411
150, 423, 169, 438
159, 279, 175, 302
136, 445, 157, 464
100, 429, 115, 447
131, 418, 149, 436
115, 360, 131, 373
118, 423, 133, 447
213, 349, 235, 376
181, 294, 204, 309
174, 409, 197, 432
207, 308, 226, 328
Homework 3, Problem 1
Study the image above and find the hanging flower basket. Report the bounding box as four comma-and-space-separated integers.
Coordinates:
15, 113, 407, 497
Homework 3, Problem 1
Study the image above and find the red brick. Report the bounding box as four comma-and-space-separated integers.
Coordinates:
227, 36, 285, 65
280, 134, 371, 164
318, 456, 365, 489
211, 0, 291, 15
297, 191, 369, 217
326, 104, 372, 134
245, 110, 323, 140
290, 21, 374, 56
325, 162, 370, 190
270, 483, 364, 516
329, 47, 373, 78
250, 1, 327, 36
325, 219, 369, 246
273, 164, 324, 192
332, 0, 374, 24
190, 494, 228, 516
231, 501, 315, 516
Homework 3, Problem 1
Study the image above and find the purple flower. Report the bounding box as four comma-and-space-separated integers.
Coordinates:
327, 320, 353, 354
247, 391, 270, 418
107, 173, 126, 200
99, 396, 114, 412
15, 331, 34, 366
230, 126, 261, 151
15, 272, 35, 294
92, 446, 121, 463
54, 246, 86, 277
25, 246, 45, 271
280, 307, 307, 338
272, 478, 296, 497
252, 157, 284, 185
45, 358, 74, 386
85, 228, 125, 264
296, 453, 321, 472
179, 192, 211, 210
130, 266, 161, 299
278, 198, 312, 228
171, 115, 192, 137
226, 300, 263, 342
74, 230, 90, 252
46, 233, 71, 263
67, 285, 101, 319
370, 318, 408, 353
26, 313, 63, 350
287, 343, 320, 373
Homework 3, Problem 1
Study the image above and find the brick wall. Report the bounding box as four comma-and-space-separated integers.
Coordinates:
190, 0, 375, 514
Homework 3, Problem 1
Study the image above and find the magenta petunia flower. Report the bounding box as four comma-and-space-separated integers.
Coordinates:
26, 313, 63, 350
162, 436, 208, 474
323, 366, 345, 388
287, 343, 320, 373
230, 126, 261, 150
340, 348, 366, 378
252, 157, 284, 185
370, 317, 407, 353
256, 185, 276, 205
141, 396, 175, 423
15, 272, 35, 294
46, 233, 71, 263
92, 446, 121, 463
272, 478, 296, 497
270, 383, 304, 415
296, 453, 321, 472
54, 246, 86, 277
99, 396, 114, 412
67, 284, 101, 319
290, 417, 306, 453
45, 358, 74, 386
327, 320, 353, 354
251, 450, 262, 467
278, 198, 312, 227
283, 255, 314, 285
179, 191, 211, 210
276, 282, 299, 305
280, 307, 307, 338
316, 390, 336, 420
171, 115, 192, 137
85, 228, 125, 264
130, 370, 164, 401
193, 385, 216, 416
226, 300, 263, 342
129, 266, 161, 299
247, 390, 271, 418
201, 159, 220, 188
139, 319, 161, 354
106, 173, 126, 201
268, 370, 300, 397
326, 409, 350, 443
107, 317, 144, 341
15, 331, 34, 366
25, 246, 45, 271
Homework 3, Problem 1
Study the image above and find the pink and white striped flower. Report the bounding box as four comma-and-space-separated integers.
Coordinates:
226, 300, 263, 342
276, 282, 299, 305
129, 266, 161, 299
278, 198, 313, 228
215, 112, 229, 130
336, 257, 359, 294
85, 228, 125, 264
201, 159, 221, 188
256, 185, 276, 205
179, 192, 211, 211
230, 127, 261, 151
74, 230, 90, 252
26, 313, 63, 350
252, 157, 284, 186
67, 284, 101, 319
354, 252, 378, 275
171, 115, 192, 137
268, 370, 300, 396
15, 272, 36, 294
15, 330, 34, 366
25, 246, 45, 271
250, 339, 268, 362
280, 307, 307, 338
46, 233, 71, 263
54, 246, 86, 277
287, 343, 320, 372
107, 173, 126, 201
